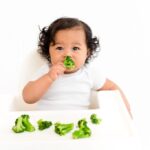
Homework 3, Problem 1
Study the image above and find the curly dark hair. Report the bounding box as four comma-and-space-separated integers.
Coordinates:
38, 17, 100, 64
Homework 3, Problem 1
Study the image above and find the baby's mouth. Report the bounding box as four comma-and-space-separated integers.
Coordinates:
63, 56, 75, 69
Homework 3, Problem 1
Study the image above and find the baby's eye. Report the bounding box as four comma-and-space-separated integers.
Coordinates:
72, 47, 80, 51
56, 46, 64, 51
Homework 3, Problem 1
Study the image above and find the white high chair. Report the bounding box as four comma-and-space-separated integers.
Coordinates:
10, 50, 131, 116
1, 50, 140, 150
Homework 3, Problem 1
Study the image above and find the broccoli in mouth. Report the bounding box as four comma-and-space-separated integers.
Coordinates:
64, 56, 75, 69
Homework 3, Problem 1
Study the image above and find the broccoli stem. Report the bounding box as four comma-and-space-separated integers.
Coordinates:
54, 122, 74, 136
12, 116, 26, 133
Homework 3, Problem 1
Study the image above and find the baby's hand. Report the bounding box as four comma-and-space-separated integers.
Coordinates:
47, 63, 65, 81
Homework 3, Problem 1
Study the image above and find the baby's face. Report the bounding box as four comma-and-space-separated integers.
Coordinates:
49, 27, 89, 73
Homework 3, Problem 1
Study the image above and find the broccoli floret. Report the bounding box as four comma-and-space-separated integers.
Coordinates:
21, 114, 35, 132
64, 56, 75, 69
37, 119, 52, 130
12, 116, 26, 133
12, 114, 35, 133
78, 119, 87, 128
72, 118, 91, 139
90, 114, 102, 124
54, 122, 74, 136
72, 126, 91, 139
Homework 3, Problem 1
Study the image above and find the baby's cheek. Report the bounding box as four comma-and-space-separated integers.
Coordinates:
51, 59, 60, 65
78, 59, 86, 66
75, 63, 82, 69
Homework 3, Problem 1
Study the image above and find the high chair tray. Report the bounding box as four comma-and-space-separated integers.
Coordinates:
0, 91, 141, 150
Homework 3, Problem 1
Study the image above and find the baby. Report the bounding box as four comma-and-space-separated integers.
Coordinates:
22, 17, 132, 117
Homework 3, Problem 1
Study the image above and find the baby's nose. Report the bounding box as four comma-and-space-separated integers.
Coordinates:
64, 49, 72, 57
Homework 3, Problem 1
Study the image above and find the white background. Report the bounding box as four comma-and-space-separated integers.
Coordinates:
0, 0, 149, 149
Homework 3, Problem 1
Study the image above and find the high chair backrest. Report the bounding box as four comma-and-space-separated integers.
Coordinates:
11, 51, 46, 111
19, 51, 47, 90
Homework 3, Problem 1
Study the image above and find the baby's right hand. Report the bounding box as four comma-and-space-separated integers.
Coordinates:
47, 63, 65, 81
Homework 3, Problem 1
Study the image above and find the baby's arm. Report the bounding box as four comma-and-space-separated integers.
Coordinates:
22, 63, 65, 104
98, 79, 133, 119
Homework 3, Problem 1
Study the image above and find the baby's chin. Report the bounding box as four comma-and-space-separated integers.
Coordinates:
64, 68, 79, 74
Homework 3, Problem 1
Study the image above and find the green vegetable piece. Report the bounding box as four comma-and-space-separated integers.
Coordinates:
90, 114, 102, 124
12, 114, 35, 133
64, 56, 75, 69
78, 119, 88, 128
12, 116, 26, 133
21, 114, 35, 132
54, 122, 74, 136
37, 119, 52, 130
72, 118, 91, 139
72, 126, 91, 139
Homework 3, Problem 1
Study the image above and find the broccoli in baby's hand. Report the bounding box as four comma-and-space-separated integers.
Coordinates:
90, 114, 102, 124
54, 122, 74, 136
72, 118, 91, 139
12, 114, 35, 133
64, 56, 75, 69
37, 119, 52, 130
